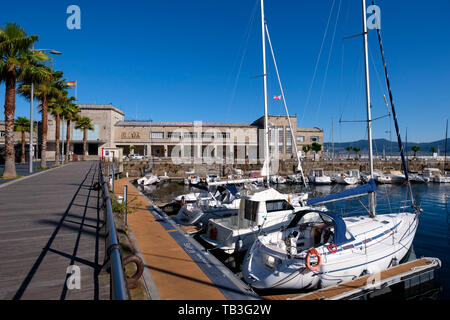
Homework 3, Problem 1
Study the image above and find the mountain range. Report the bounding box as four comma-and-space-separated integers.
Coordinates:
323, 138, 450, 156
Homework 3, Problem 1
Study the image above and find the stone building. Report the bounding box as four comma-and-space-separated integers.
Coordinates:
45, 104, 124, 160
20, 104, 323, 163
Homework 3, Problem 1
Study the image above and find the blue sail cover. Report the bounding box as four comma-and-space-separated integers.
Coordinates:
224, 185, 238, 196
307, 179, 376, 206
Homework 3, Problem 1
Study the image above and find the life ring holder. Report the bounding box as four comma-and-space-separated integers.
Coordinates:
305, 248, 322, 271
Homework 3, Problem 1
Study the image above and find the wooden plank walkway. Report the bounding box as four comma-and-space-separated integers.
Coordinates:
114, 178, 229, 300
0, 161, 110, 300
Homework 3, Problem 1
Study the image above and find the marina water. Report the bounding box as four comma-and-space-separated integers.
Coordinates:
139, 181, 449, 300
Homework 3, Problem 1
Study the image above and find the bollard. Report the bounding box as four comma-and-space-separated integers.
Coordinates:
124, 185, 128, 226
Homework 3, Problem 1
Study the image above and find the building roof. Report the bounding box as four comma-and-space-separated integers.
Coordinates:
115, 120, 254, 128
77, 104, 125, 116
297, 127, 323, 132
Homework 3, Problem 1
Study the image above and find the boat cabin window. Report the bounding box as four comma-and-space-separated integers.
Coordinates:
244, 199, 259, 221
265, 200, 293, 213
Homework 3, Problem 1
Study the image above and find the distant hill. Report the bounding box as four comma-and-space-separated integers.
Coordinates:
324, 138, 450, 156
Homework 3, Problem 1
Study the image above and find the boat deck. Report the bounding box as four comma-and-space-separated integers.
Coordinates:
263, 257, 441, 300
113, 178, 258, 300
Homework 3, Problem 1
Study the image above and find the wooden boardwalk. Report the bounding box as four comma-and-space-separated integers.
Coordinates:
0, 161, 110, 300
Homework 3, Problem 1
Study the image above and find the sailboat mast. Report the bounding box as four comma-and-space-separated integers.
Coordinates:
445, 119, 448, 170
362, 0, 376, 217
261, 0, 270, 183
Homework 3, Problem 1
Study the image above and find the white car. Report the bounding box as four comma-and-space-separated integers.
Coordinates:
130, 154, 144, 160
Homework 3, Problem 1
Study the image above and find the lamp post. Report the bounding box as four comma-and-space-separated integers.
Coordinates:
29, 47, 62, 173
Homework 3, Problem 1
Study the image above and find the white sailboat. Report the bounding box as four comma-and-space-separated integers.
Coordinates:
242, 0, 419, 291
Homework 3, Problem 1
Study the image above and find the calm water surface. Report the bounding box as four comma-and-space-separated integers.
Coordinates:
139, 181, 449, 300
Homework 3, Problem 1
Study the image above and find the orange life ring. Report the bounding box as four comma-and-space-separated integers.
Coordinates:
306, 248, 322, 271
327, 243, 338, 254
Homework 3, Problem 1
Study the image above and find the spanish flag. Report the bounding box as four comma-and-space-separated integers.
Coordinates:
67, 81, 77, 87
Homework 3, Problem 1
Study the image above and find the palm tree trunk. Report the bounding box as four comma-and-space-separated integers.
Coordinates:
55, 113, 60, 164
40, 96, 48, 168
2, 72, 17, 178
83, 129, 87, 161
65, 120, 71, 163
21, 131, 26, 163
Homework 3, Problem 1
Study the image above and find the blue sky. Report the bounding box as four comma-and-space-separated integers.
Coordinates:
1, 0, 449, 143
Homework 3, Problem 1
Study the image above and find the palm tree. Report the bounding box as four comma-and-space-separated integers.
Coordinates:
75, 116, 94, 160
62, 102, 80, 162
0, 23, 43, 177
346, 145, 353, 159
431, 146, 436, 155
18, 67, 62, 168
14, 116, 30, 163
353, 146, 361, 159
48, 91, 73, 164
411, 146, 420, 159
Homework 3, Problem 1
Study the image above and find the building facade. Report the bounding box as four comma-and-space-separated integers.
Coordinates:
39, 104, 324, 162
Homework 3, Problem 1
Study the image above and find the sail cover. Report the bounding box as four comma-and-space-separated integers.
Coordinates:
306, 179, 376, 206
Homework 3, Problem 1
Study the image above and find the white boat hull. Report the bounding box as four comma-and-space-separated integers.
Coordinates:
243, 212, 418, 290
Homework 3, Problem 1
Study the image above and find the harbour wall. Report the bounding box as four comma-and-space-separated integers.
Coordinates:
121, 159, 449, 178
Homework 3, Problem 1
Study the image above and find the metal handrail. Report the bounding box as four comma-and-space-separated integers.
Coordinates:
99, 161, 128, 300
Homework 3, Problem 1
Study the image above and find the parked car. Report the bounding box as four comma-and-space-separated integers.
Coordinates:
130, 154, 144, 160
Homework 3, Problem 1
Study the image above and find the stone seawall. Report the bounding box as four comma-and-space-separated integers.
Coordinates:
121, 159, 449, 178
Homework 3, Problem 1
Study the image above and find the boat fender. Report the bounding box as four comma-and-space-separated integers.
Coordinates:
305, 248, 322, 271
327, 243, 338, 254
209, 227, 217, 240
236, 238, 243, 251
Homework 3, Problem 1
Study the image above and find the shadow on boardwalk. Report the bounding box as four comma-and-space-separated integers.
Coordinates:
0, 161, 110, 300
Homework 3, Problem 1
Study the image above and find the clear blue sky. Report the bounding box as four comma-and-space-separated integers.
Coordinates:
1, 0, 449, 143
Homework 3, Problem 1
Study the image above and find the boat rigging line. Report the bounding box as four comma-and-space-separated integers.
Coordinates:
264, 21, 307, 186
300, 0, 336, 127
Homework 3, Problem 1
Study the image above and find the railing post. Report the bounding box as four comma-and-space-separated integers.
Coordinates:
124, 184, 128, 226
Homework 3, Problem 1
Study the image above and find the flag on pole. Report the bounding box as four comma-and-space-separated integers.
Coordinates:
273, 95, 281, 100
67, 81, 77, 87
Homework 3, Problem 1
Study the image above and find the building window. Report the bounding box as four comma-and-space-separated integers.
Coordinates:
168, 132, 181, 139
0, 131, 5, 138
218, 132, 230, 139
183, 132, 197, 139
201, 132, 214, 139
286, 128, 292, 154
297, 136, 305, 142
151, 132, 164, 139
310, 136, 320, 142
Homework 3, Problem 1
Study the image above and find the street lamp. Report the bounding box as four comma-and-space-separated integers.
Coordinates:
29, 46, 62, 173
